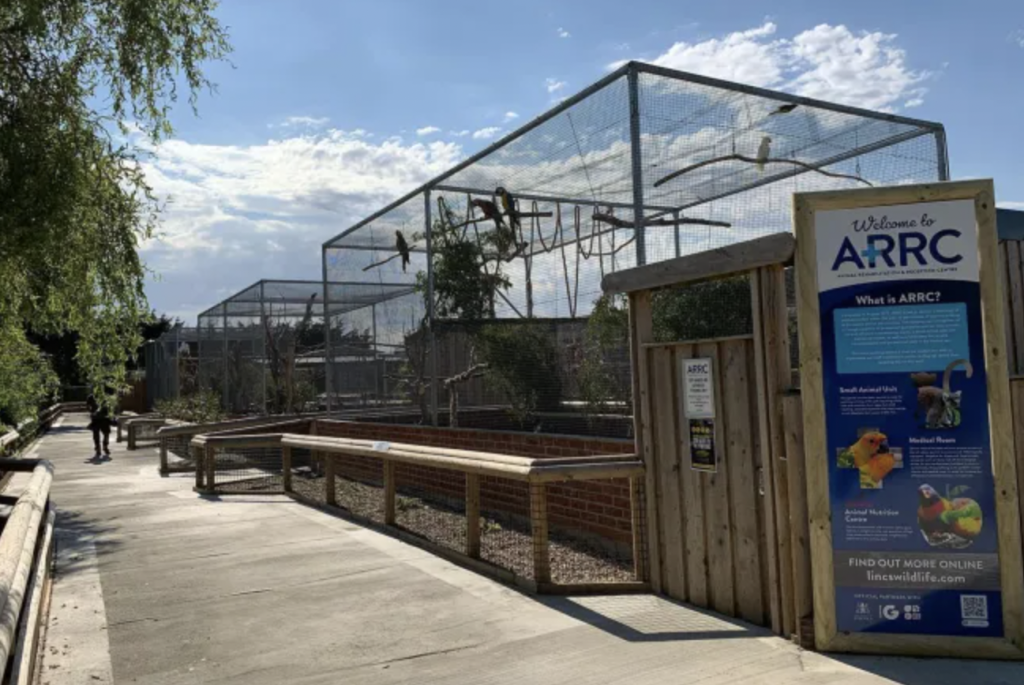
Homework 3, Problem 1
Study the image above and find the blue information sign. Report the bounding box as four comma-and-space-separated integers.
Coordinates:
815, 199, 1001, 637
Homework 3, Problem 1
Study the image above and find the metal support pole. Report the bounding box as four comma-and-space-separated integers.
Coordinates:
322, 247, 333, 415
673, 210, 681, 258
371, 303, 379, 406
627, 64, 646, 267
935, 128, 950, 181
260, 282, 268, 415
173, 324, 181, 400
424, 190, 439, 426
221, 305, 229, 413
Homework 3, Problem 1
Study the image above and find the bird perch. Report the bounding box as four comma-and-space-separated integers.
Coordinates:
654, 153, 874, 189
592, 212, 731, 229
361, 252, 404, 272
451, 211, 552, 230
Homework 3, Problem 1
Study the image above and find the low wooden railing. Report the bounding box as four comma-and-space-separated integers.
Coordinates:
157, 415, 319, 476
0, 458, 55, 685
194, 431, 647, 593
123, 415, 169, 450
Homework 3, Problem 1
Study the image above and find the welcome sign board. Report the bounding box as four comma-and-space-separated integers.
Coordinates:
793, 180, 1024, 659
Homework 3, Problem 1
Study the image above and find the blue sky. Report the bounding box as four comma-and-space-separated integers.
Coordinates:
144, 0, 1024, 321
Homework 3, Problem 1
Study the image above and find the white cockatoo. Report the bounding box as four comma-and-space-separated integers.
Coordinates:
756, 136, 772, 173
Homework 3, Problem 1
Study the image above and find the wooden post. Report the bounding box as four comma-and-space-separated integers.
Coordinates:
629, 476, 647, 582
783, 391, 814, 648
159, 439, 168, 474
282, 446, 293, 493
127, 424, 136, 451
1012, 379, 1024, 567
324, 454, 336, 506
530, 482, 551, 584
629, 290, 662, 592
204, 443, 216, 493
750, 269, 783, 635
466, 473, 481, 558
383, 460, 396, 525
194, 444, 204, 490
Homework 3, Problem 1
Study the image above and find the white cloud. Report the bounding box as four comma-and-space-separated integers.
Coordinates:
140, 129, 464, 319
614, 22, 929, 111
416, 125, 441, 136
1012, 30, 1024, 48
503, 111, 520, 123
557, 27, 571, 38
449, 130, 470, 137
904, 98, 924, 108
279, 115, 330, 128
999, 202, 1024, 210
545, 78, 567, 93
472, 127, 503, 140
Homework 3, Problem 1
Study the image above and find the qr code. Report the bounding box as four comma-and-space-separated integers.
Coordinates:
960, 595, 988, 620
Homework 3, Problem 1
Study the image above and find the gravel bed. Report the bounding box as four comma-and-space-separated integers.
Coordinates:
289, 474, 634, 584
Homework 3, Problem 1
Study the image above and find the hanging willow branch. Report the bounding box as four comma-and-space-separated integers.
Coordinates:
654, 154, 874, 188
592, 212, 731, 229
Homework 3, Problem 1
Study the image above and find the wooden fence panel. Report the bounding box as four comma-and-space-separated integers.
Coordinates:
644, 337, 770, 625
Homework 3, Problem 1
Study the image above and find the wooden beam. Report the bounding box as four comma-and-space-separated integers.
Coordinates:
325, 454, 337, 506
782, 391, 814, 649
630, 291, 662, 592
281, 446, 293, 493
629, 476, 647, 582
602, 232, 795, 295
466, 473, 481, 559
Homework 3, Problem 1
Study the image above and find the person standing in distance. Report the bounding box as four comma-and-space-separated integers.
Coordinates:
86, 390, 114, 460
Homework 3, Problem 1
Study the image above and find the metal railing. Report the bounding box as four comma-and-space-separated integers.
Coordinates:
194, 432, 647, 593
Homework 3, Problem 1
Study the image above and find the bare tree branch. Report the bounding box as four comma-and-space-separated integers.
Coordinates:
654, 154, 874, 189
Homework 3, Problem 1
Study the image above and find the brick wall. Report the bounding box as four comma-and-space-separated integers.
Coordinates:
314, 419, 636, 544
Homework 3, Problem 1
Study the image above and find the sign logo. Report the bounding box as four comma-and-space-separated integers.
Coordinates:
831, 230, 963, 272
880, 605, 900, 621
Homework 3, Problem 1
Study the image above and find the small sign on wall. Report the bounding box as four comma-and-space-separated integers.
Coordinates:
688, 418, 716, 472
682, 358, 717, 472
682, 358, 715, 418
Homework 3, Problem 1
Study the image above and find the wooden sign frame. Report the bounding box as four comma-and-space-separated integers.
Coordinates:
793, 180, 1024, 659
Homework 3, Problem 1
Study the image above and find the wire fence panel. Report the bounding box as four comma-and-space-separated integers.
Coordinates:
479, 476, 534, 580
210, 444, 284, 494
547, 479, 638, 584
332, 455, 386, 524
161, 434, 195, 472
394, 465, 466, 554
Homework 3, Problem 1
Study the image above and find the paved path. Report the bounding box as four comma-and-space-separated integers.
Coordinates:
28, 415, 1024, 684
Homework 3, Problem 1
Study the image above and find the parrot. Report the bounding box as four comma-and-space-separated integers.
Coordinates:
495, 186, 521, 232
470, 198, 505, 230
837, 431, 895, 488
755, 136, 772, 173
395, 230, 410, 272
769, 103, 798, 116
918, 484, 983, 541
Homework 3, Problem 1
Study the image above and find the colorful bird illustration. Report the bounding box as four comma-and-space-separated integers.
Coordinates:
395, 230, 410, 272
769, 103, 798, 116
755, 136, 772, 173
837, 431, 895, 488
470, 198, 505, 230
917, 484, 983, 542
495, 186, 520, 232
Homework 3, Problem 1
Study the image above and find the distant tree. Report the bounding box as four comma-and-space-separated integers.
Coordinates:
0, 1, 230, 414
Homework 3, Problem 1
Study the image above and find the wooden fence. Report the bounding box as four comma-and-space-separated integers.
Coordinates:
1001, 240, 1024, 376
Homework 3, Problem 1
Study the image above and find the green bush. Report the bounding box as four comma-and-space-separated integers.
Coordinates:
155, 391, 225, 424
652, 276, 752, 342
476, 324, 562, 425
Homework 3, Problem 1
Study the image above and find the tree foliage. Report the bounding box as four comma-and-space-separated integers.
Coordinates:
652, 276, 752, 342
475, 324, 561, 426
0, 0, 230, 416
576, 294, 631, 418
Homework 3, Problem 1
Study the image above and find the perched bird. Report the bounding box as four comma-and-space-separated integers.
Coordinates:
769, 103, 799, 116
495, 186, 520, 232
395, 230, 410, 272
470, 198, 505, 230
860, 452, 895, 488
755, 136, 772, 173
917, 484, 952, 536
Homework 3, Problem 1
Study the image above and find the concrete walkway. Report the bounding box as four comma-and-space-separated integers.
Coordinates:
27, 414, 1024, 684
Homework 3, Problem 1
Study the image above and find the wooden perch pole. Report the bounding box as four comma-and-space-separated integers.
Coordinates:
592, 212, 731, 229
654, 153, 875, 188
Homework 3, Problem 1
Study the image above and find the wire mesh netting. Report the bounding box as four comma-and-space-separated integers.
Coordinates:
209, 444, 285, 493
145, 326, 200, 410
129, 421, 162, 446
547, 479, 638, 584
394, 465, 467, 553
321, 63, 944, 438
160, 434, 196, 472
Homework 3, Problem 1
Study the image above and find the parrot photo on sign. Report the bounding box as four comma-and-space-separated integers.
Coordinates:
755, 136, 771, 173
395, 230, 410, 272
918, 484, 983, 544
837, 431, 896, 488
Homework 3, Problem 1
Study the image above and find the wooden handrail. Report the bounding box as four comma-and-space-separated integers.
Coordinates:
0, 461, 53, 683
158, 413, 323, 438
